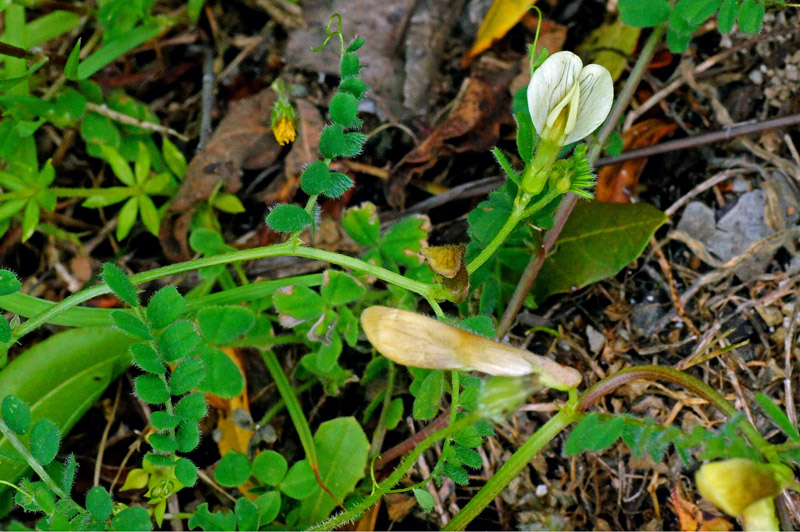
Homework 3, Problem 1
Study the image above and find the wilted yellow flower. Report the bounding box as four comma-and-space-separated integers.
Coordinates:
695, 458, 792, 531
360, 306, 581, 391
273, 116, 296, 146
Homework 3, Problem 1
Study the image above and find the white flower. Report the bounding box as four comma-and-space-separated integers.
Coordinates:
527, 51, 613, 146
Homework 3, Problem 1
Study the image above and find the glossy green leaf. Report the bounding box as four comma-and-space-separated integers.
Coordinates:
175, 457, 197, 487
30, 418, 60, 465
254, 491, 281, 524
297, 417, 369, 525
235, 498, 260, 532
198, 348, 244, 399
252, 451, 288, 486
188, 503, 235, 532
169, 358, 205, 395
161, 137, 187, 178
320, 271, 365, 307
619, 0, 671, 26
414, 488, 435, 512
273, 285, 324, 321
86, 485, 113, 522
380, 215, 428, 267
266, 204, 312, 233
342, 202, 380, 246
116, 197, 139, 241
157, 320, 201, 362
77, 22, 166, 80
215, 450, 251, 487
279, 460, 316, 500
0, 270, 21, 296
197, 306, 255, 344
531, 201, 667, 305
2, 396, 31, 435
110, 505, 152, 531
131, 343, 165, 374
146, 286, 186, 330
0, 327, 137, 495
755, 393, 800, 441
111, 310, 152, 340
737, 0, 764, 33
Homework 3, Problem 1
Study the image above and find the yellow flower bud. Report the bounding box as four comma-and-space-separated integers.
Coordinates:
273, 116, 296, 146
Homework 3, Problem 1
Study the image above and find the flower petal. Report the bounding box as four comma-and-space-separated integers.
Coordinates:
527, 51, 583, 137
564, 63, 614, 145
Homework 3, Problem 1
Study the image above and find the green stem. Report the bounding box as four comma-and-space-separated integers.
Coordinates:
261, 350, 317, 466
0, 418, 70, 500
443, 408, 577, 531
307, 412, 481, 531
10, 243, 435, 343
369, 361, 396, 457
467, 193, 530, 275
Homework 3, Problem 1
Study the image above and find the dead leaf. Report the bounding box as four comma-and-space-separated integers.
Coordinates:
422, 244, 469, 302
388, 72, 516, 208
576, 19, 640, 82
286, 0, 465, 117
595, 119, 678, 203
670, 483, 734, 532
160, 89, 283, 260
461, 0, 538, 67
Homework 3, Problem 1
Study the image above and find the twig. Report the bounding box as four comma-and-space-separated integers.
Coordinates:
785, 299, 798, 431
650, 236, 700, 337
94, 379, 122, 486
623, 38, 758, 129
197, 46, 215, 151
595, 113, 800, 167
496, 24, 667, 338
664, 169, 742, 216
85, 102, 189, 141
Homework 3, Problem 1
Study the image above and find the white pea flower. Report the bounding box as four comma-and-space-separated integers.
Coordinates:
527, 51, 613, 146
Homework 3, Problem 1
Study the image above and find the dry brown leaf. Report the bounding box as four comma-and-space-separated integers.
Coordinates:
160, 89, 283, 260
388, 72, 516, 208
670, 483, 734, 532
595, 119, 679, 203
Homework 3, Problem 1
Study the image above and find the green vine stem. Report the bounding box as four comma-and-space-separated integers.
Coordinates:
0, 418, 70, 501
7, 243, 436, 343
307, 411, 482, 531
445, 363, 771, 529
0, 274, 324, 328
443, 408, 576, 531
496, 23, 667, 338
467, 188, 560, 275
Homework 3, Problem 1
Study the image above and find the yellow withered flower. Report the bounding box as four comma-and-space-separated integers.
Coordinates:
272, 115, 296, 146
695, 458, 793, 531
360, 306, 581, 391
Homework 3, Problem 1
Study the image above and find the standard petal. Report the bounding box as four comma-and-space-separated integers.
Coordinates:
565, 63, 614, 144
527, 51, 583, 136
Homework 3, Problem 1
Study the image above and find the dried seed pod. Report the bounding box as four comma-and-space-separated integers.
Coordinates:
360, 306, 581, 391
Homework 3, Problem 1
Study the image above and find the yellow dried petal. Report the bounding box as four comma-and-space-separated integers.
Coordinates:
273, 116, 296, 145
695, 459, 785, 517
359, 306, 581, 391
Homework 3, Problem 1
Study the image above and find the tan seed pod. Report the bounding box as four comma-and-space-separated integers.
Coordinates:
360, 306, 581, 391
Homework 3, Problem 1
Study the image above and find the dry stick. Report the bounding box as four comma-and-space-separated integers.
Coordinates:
649, 236, 700, 337
495, 25, 667, 339
623, 37, 758, 130
785, 299, 799, 431
595, 113, 800, 167
93, 379, 123, 486
85, 102, 189, 141
197, 46, 215, 152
